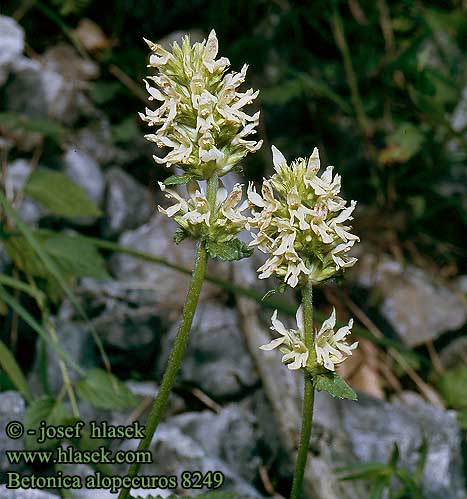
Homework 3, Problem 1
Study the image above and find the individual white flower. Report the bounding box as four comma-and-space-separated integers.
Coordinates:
315, 308, 358, 371
247, 145, 359, 287
158, 180, 247, 241
260, 308, 309, 370
141, 30, 262, 178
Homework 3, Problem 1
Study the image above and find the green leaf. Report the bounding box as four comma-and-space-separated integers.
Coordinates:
205, 238, 253, 261
457, 409, 467, 430
379, 123, 424, 165
76, 368, 138, 410
164, 174, 194, 185
24, 396, 72, 449
313, 371, 358, 400
42, 233, 109, 280
24, 169, 101, 218
436, 365, 467, 409
173, 227, 189, 245
0, 339, 32, 402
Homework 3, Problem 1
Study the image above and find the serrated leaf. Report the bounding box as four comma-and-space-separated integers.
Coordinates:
205, 238, 253, 261
313, 371, 357, 400
76, 368, 138, 410
24, 396, 72, 449
436, 366, 467, 409
164, 174, 194, 185
174, 227, 189, 244
24, 169, 101, 218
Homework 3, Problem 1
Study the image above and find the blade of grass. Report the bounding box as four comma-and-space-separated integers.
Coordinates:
0, 273, 45, 303
0, 192, 110, 372
0, 338, 32, 402
0, 284, 84, 376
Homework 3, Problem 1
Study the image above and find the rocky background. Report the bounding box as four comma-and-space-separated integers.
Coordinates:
0, 2, 467, 499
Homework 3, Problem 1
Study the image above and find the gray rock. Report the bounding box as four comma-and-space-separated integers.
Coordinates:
0, 486, 58, 499
159, 301, 259, 399
0, 392, 26, 472
58, 279, 165, 369
5, 159, 43, 224
64, 148, 105, 208
353, 253, 467, 346
338, 394, 467, 499
120, 421, 263, 498
104, 168, 152, 236
109, 214, 228, 312
171, 403, 261, 482
0, 16, 24, 85
7, 57, 78, 124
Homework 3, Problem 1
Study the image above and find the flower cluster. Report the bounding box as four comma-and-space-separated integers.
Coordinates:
140, 30, 262, 178
260, 307, 357, 372
247, 146, 359, 287
315, 308, 357, 371
158, 181, 247, 242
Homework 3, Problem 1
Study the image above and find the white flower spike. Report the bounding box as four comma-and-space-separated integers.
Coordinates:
141, 30, 262, 178
247, 145, 359, 287
315, 308, 358, 371
158, 180, 248, 242
260, 307, 309, 370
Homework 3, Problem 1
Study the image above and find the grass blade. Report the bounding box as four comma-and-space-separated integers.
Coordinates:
0, 273, 45, 303
0, 338, 32, 402
0, 284, 84, 376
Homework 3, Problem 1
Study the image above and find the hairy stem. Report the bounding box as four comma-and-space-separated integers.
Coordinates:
290, 283, 315, 499
117, 175, 217, 499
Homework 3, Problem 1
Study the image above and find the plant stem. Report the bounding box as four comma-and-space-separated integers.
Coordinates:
117, 175, 217, 499
290, 283, 315, 499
